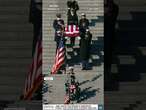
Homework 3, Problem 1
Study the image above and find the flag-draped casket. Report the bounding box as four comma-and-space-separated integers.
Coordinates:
64, 25, 80, 37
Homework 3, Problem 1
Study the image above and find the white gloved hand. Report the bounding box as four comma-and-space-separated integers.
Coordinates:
65, 37, 68, 39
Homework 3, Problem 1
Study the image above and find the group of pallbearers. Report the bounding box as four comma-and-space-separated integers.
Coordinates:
53, 0, 92, 70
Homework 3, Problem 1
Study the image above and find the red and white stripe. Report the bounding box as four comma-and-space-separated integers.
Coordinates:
23, 37, 42, 100
65, 25, 80, 37
51, 42, 65, 74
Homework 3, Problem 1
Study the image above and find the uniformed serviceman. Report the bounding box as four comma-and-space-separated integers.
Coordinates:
53, 13, 65, 50
79, 13, 90, 46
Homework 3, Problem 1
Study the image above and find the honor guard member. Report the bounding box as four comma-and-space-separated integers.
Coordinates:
79, 13, 89, 34
79, 13, 90, 46
53, 13, 65, 50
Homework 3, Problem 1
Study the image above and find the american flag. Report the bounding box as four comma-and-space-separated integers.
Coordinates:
51, 39, 65, 74
65, 25, 80, 37
23, 35, 42, 100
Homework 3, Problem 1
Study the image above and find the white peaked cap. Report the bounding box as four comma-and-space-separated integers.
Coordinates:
81, 13, 86, 16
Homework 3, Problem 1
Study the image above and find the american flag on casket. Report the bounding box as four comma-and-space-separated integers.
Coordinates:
64, 25, 80, 37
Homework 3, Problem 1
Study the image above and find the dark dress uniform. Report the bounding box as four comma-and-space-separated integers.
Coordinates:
79, 18, 89, 46
29, 0, 42, 56
80, 31, 92, 69
53, 19, 65, 49
79, 18, 89, 33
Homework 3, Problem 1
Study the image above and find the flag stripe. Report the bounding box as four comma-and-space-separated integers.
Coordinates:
65, 25, 80, 37
51, 39, 65, 74
23, 35, 42, 99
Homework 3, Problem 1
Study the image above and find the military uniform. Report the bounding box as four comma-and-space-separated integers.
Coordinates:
53, 19, 65, 49
79, 17, 90, 46
79, 18, 89, 33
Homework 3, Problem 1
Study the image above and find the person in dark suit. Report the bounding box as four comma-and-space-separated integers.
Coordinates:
53, 13, 65, 50
29, 0, 42, 56
80, 30, 92, 70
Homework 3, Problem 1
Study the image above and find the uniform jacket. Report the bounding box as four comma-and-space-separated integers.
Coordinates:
79, 18, 89, 33
53, 19, 65, 41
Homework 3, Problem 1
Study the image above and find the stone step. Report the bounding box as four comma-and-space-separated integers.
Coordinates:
115, 2, 146, 6
44, 8, 103, 12
134, 105, 146, 110
0, 32, 33, 41
118, 6, 146, 14
117, 55, 136, 65
0, 76, 25, 86
119, 84, 146, 92
105, 94, 146, 103
0, 94, 19, 101
0, 85, 22, 94
117, 27, 146, 32
0, 67, 28, 77
105, 103, 130, 110
9, 101, 42, 105
0, 24, 32, 32
8, 104, 42, 110
0, 58, 31, 67
0, 14, 29, 23
47, 3, 103, 6
0, 41, 32, 48
0, 0, 29, 6
0, 6, 29, 14
43, 64, 104, 74
115, 0, 146, 2
0, 49, 31, 58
